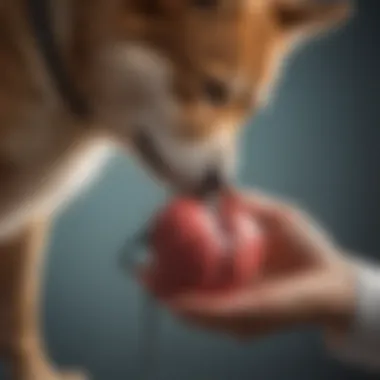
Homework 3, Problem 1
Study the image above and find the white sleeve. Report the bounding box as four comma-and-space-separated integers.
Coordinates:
326, 260, 380, 371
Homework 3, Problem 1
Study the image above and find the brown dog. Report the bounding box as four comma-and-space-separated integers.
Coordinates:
0, 1, 351, 379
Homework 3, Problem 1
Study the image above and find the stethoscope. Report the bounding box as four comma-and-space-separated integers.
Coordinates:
119, 227, 161, 380
119, 186, 225, 379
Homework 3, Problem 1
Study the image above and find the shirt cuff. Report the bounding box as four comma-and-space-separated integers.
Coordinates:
326, 259, 380, 371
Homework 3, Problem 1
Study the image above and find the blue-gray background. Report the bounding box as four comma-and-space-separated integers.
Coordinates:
3, 1, 380, 379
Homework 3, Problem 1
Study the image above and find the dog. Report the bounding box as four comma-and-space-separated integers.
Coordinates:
0, 0, 351, 379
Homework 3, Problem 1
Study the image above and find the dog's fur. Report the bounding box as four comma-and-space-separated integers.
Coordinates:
0, 0, 351, 378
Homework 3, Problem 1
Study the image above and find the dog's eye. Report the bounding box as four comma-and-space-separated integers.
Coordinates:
190, 0, 219, 9
202, 79, 229, 106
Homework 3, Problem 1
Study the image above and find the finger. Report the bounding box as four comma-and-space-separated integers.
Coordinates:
182, 311, 294, 340
169, 270, 325, 325
240, 188, 290, 209
240, 190, 337, 262
245, 270, 329, 325
167, 287, 257, 315
170, 280, 314, 339
238, 189, 313, 233
172, 289, 264, 339
237, 189, 293, 228
239, 189, 281, 214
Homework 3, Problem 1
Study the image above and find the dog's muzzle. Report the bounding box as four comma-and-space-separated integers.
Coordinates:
133, 131, 226, 197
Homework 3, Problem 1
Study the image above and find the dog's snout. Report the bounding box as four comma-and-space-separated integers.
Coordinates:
133, 128, 234, 196
197, 166, 225, 197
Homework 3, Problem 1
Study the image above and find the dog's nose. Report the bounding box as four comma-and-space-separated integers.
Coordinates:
197, 166, 225, 197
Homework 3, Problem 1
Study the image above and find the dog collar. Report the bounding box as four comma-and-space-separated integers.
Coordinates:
27, 0, 90, 118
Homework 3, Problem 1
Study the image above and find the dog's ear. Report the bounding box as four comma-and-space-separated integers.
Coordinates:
272, 0, 353, 39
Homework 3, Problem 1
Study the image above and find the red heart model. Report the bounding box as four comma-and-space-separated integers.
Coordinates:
146, 193, 266, 298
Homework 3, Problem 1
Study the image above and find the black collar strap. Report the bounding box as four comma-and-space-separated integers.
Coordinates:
27, 0, 90, 118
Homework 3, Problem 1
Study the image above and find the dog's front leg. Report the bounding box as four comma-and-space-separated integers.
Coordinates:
0, 217, 86, 380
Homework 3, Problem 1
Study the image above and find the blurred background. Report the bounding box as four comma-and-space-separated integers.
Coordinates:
2, 1, 380, 380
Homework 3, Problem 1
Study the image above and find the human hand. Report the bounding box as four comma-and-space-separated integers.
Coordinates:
153, 190, 357, 339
